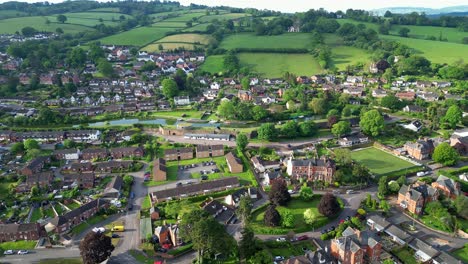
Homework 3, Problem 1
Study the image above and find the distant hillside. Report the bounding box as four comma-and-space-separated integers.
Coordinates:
372, 5, 468, 15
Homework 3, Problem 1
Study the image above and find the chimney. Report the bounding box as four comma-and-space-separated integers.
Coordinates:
355, 229, 361, 239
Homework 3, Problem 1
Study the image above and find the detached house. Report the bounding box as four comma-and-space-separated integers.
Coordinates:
286, 157, 335, 183
431, 175, 461, 199
404, 139, 434, 160
398, 182, 439, 214
450, 135, 468, 154
225, 187, 258, 207
330, 227, 382, 264
396, 91, 416, 101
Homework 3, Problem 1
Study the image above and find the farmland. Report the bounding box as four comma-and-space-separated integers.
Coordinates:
220, 33, 314, 50
0, 16, 93, 34
182, 23, 212, 32
0, 10, 27, 20
155, 33, 214, 45
143, 43, 204, 52
198, 13, 250, 22
163, 12, 206, 22
324, 34, 372, 69
199, 55, 224, 73
351, 147, 417, 175
152, 21, 188, 28
98, 26, 174, 46
238, 53, 323, 78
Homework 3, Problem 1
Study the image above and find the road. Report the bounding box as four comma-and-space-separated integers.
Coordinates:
1, 248, 81, 263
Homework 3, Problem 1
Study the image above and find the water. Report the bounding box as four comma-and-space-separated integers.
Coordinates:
85, 118, 222, 128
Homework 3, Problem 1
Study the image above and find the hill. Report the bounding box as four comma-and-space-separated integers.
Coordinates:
372, 5, 468, 15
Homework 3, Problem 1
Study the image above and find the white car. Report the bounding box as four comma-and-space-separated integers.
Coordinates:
4, 250, 14, 255
17, 250, 29, 255
276, 237, 286, 242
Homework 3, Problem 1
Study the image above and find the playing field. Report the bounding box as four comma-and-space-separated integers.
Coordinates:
351, 147, 416, 175
98, 26, 174, 46
238, 53, 323, 78
220, 33, 314, 50
0, 16, 93, 34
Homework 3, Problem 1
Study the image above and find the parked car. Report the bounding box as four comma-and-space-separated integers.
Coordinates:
274, 256, 285, 261
111, 234, 120, 238
176, 182, 182, 187
17, 250, 28, 255
297, 235, 309, 241
276, 237, 286, 242
4, 250, 14, 255
346, 190, 354, 194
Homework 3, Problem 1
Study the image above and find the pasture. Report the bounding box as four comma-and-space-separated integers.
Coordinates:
182, 23, 212, 32
0, 16, 93, 34
155, 33, 214, 45
199, 55, 224, 73
350, 147, 416, 175
324, 34, 372, 69
389, 24, 467, 44
381, 35, 468, 64
143, 42, 204, 52
238, 53, 323, 78
152, 21, 188, 28
98, 26, 173, 46
0, 10, 26, 20
220, 33, 314, 50
198, 13, 250, 22
46, 15, 119, 27
88, 7, 120, 12
163, 12, 206, 22
63, 12, 132, 21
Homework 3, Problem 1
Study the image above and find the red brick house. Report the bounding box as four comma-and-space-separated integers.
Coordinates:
164, 149, 178, 161
450, 135, 468, 154
431, 175, 461, 200
286, 157, 336, 183
20, 156, 50, 176
211, 145, 224, 157
398, 182, 439, 214
153, 158, 167, 182
404, 139, 434, 160
330, 227, 381, 264
196, 145, 210, 158
226, 152, 243, 173
395, 91, 416, 101
81, 148, 108, 160
63, 173, 95, 188
237, 90, 252, 101
25, 171, 54, 190
0, 223, 44, 242
69, 162, 93, 173
179, 147, 193, 160
109, 147, 144, 159
95, 161, 133, 173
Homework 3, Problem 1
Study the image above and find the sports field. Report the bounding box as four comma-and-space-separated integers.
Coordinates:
351, 147, 416, 175
0, 16, 93, 34
220, 33, 314, 50
98, 26, 174, 46
238, 53, 323, 78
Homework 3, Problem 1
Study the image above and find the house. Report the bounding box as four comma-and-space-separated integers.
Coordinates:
337, 134, 369, 147
25, 171, 54, 190
63, 173, 95, 188
343, 87, 364, 97
402, 120, 424, 132
409, 238, 439, 263
81, 148, 108, 160
46, 199, 108, 233
179, 147, 193, 160
450, 135, 468, 154
154, 224, 179, 247
164, 148, 193, 161
103, 176, 123, 198
397, 182, 439, 214
346, 76, 363, 83
395, 91, 416, 101
95, 161, 133, 173
164, 149, 178, 161
261, 170, 281, 186
0, 223, 44, 242
431, 175, 461, 199
372, 89, 387, 98
404, 139, 434, 160
224, 187, 258, 207
66, 130, 101, 142
151, 177, 240, 203
211, 145, 224, 157
174, 96, 190, 106
330, 227, 381, 264
184, 133, 231, 141
238, 90, 252, 101
251, 156, 281, 173
109, 147, 144, 159
54, 149, 80, 160
432, 252, 459, 264
384, 224, 413, 245
225, 152, 243, 173
195, 145, 210, 158
296, 76, 310, 84
20, 156, 50, 176
286, 157, 336, 183
366, 215, 390, 232
403, 105, 424, 113
201, 199, 235, 225
153, 158, 167, 182
69, 162, 93, 173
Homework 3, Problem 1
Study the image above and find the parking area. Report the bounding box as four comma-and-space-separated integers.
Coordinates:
177, 161, 219, 181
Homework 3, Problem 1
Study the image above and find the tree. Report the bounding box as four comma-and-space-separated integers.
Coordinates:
378, 176, 388, 197
380, 200, 390, 213
249, 250, 271, 264
360, 110, 384, 136
388, 181, 400, 193
264, 204, 281, 227
239, 227, 256, 259
217, 100, 236, 119
281, 209, 294, 228
237, 196, 253, 226
331, 121, 351, 137
161, 79, 178, 99
438, 65, 465, 80
55, 27, 63, 34
88, 43, 105, 62
79, 231, 114, 264
24, 139, 40, 150
258, 123, 277, 141
123, 175, 133, 186
318, 193, 340, 217
334, 148, 352, 165
308, 98, 327, 114
433, 142, 459, 166
252, 105, 268, 121
241, 77, 250, 90
398, 27, 410, 37
31, 186, 39, 196
57, 14, 67, 24
185, 21, 192, 27
223, 51, 239, 72
443, 105, 462, 129
97, 58, 114, 78
236, 133, 249, 153
67, 48, 87, 68
303, 208, 317, 225
327, 115, 338, 128
299, 121, 317, 137
21, 26, 37, 37
10, 142, 25, 154
299, 185, 314, 201
269, 178, 291, 206
281, 121, 299, 138
397, 175, 407, 186
381, 95, 403, 110
397, 55, 431, 75
454, 195, 468, 219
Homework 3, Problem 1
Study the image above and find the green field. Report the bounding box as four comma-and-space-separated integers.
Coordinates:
380, 35, 468, 64
0, 16, 93, 34
324, 34, 372, 69
163, 12, 206, 22
199, 55, 224, 73
155, 33, 214, 44
182, 23, 212, 32
0, 240, 37, 250
452, 244, 468, 263
88, 7, 120, 12
238, 53, 323, 78
0, 10, 27, 20
220, 33, 314, 50
45, 12, 133, 27
152, 21, 188, 28
98, 26, 174, 46
198, 13, 250, 22
351, 147, 416, 175
144, 42, 203, 52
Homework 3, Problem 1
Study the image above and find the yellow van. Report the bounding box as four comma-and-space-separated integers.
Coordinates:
111, 225, 125, 232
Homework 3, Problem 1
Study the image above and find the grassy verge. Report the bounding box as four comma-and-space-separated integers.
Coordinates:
37, 259, 83, 264
129, 250, 153, 264
167, 243, 193, 256
264, 240, 316, 257
0, 240, 37, 250
70, 215, 107, 236
452, 244, 468, 263
141, 195, 152, 210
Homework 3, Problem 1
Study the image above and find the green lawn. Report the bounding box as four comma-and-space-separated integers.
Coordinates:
0, 240, 37, 250
66, 202, 81, 210
392, 247, 418, 264
238, 53, 323, 78
54, 204, 64, 215
199, 55, 224, 73
452, 244, 468, 263
129, 250, 153, 264
70, 215, 107, 236
351, 147, 416, 175
38, 259, 83, 264
30, 208, 42, 222
220, 33, 315, 50
0, 16, 93, 34
265, 240, 316, 258
251, 197, 329, 235
98, 26, 174, 46
44, 207, 56, 218
0, 182, 10, 201
141, 195, 152, 210
146, 110, 205, 119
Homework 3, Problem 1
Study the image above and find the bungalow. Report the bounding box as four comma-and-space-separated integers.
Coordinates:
54, 149, 80, 160
81, 148, 108, 160
343, 87, 364, 97
103, 176, 123, 198
153, 158, 167, 182
431, 175, 461, 199
151, 177, 240, 203
384, 224, 413, 245
366, 215, 390, 232
0, 223, 44, 242
109, 147, 144, 159
346, 76, 363, 83
402, 120, 424, 132
46, 199, 108, 233
226, 152, 243, 173
225, 187, 258, 207
409, 238, 439, 263
404, 138, 434, 160
338, 134, 369, 147
63, 173, 95, 188
201, 199, 236, 225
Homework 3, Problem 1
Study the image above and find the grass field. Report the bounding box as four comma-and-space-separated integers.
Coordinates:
163, 12, 206, 22
452, 244, 468, 263
351, 147, 416, 175
143, 42, 204, 52
88, 7, 120, 12
46, 15, 119, 27
238, 53, 323, 78
98, 26, 174, 46
182, 23, 212, 32
220, 33, 314, 50
0, 16, 93, 34
380, 35, 468, 64
155, 33, 214, 44
152, 21, 188, 28
0, 10, 27, 20
251, 197, 329, 235
198, 13, 250, 22
199, 55, 224, 73
324, 34, 372, 69
45, 12, 133, 27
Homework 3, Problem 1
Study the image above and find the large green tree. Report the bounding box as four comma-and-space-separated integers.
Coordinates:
237, 195, 253, 226
217, 100, 236, 120
258, 123, 277, 141
318, 193, 340, 217
308, 98, 327, 114
24, 139, 39, 150
57, 14, 67, 23
264, 204, 281, 227
443, 105, 463, 129
239, 227, 257, 259
299, 185, 313, 201
432, 142, 459, 166
236, 133, 249, 153
331, 121, 351, 137
161, 79, 179, 99
79, 231, 114, 264
359, 110, 384, 136
97, 58, 114, 78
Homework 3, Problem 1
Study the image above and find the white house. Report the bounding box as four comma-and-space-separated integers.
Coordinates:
260, 95, 276, 104
224, 188, 257, 207
210, 82, 220, 90
174, 96, 190, 106
261, 170, 281, 186
402, 120, 423, 132
249, 78, 259, 86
